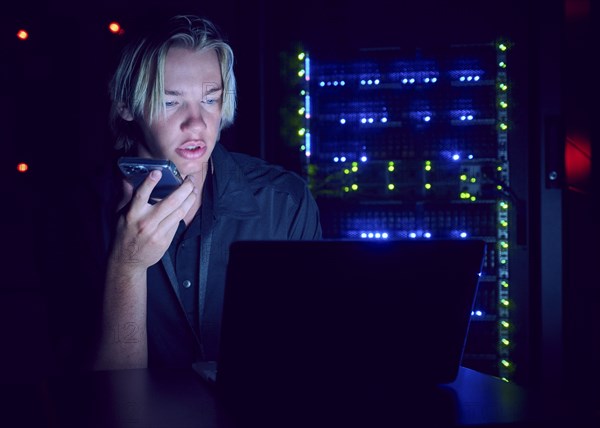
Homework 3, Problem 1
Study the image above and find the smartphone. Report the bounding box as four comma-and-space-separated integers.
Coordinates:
118, 157, 183, 199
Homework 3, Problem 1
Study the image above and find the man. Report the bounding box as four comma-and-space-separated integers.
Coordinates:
86, 15, 321, 370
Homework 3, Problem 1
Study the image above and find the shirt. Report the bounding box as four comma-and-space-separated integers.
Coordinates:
81, 142, 322, 369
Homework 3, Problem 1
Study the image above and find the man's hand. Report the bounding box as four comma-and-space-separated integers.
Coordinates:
111, 169, 198, 270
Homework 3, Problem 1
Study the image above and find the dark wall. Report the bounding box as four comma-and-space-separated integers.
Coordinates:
3, 2, 596, 409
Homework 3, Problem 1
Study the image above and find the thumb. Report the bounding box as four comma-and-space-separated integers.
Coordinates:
117, 179, 135, 213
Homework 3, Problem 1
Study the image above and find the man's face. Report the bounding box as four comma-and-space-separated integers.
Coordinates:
137, 47, 223, 179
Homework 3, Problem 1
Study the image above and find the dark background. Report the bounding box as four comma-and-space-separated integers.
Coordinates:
1, 0, 597, 411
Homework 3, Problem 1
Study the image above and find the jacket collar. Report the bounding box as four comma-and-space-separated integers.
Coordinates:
210, 143, 261, 218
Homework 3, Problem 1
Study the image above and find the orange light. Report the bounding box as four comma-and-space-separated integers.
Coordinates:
17, 162, 29, 173
16, 29, 29, 40
108, 22, 124, 35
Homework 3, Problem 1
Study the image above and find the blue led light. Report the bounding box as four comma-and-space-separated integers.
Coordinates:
333, 157, 339, 162
360, 156, 367, 162
305, 94, 310, 118
452, 154, 460, 161
381, 117, 388, 123
340, 118, 346, 124
359, 231, 389, 239
305, 57, 310, 81
319, 81, 325, 87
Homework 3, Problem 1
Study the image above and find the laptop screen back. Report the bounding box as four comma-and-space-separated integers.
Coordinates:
216, 239, 485, 408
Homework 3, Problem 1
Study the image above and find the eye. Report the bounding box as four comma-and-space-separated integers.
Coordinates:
165, 100, 178, 108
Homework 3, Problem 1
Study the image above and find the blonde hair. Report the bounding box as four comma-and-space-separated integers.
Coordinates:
109, 15, 237, 151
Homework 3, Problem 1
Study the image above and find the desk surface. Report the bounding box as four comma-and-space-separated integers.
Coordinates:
1, 366, 593, 428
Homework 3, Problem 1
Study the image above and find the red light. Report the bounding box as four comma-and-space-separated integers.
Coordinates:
565, 133, 591, 192
16, 29, 29, 40
108, 22, 124, 35
17, 162, 29, 173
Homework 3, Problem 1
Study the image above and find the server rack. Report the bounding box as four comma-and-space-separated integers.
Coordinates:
286, 41, 515, 380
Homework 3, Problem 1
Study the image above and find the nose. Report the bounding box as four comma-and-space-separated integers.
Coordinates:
181, 103, 207, 133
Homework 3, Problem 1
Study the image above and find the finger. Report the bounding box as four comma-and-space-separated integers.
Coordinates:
151, 176, 196, 219
156, 186, 199, 239
117, 179, 135, 212
131, 169, 162, 208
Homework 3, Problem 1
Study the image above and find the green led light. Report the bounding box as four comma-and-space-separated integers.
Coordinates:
351, 184, 358, 191
500, 101, 508, 109
501, 299, 509, 307
501, 320, 510, 328
300, 145, 305, 151
500, 258, 507, 265
460, 174, 467, 181
425, 165, 432, 171
500, 241, 509, 249
501, 280, 509, 288
497, 185, 503, 191
497, 166, 503, 171
470, 196, 477, 201
388, 161, 395, 166
352, 161, 358, 167
298, 107, 305, 115
388, 183, 395, 190
502, 338, 510, 346
351, 166, 358, 172
424, 183, 432, 190
501, 359, 511, 367
470, 177, 476, 183
500, 220, 508, 227
500, 201, 509, 209
498, 43, 507, 51
297, 128, 305, 136
344, 169, 350, 174
499, 83, 508, 91
298, 52, 306, 60
343, 186, 350, 192
388, 166, 395, 172
300, 90, 306, 95
499, 123, 508, 131
498, 61, 507, 68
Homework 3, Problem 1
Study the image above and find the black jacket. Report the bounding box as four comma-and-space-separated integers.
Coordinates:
75, 143, 322, 369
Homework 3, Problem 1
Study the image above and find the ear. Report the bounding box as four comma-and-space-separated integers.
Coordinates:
117, 102, 134, 121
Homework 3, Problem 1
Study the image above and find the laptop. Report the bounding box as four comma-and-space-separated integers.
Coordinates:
195, 239, 485, 414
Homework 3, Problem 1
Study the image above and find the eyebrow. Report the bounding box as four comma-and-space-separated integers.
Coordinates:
164, 85, 223, 96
